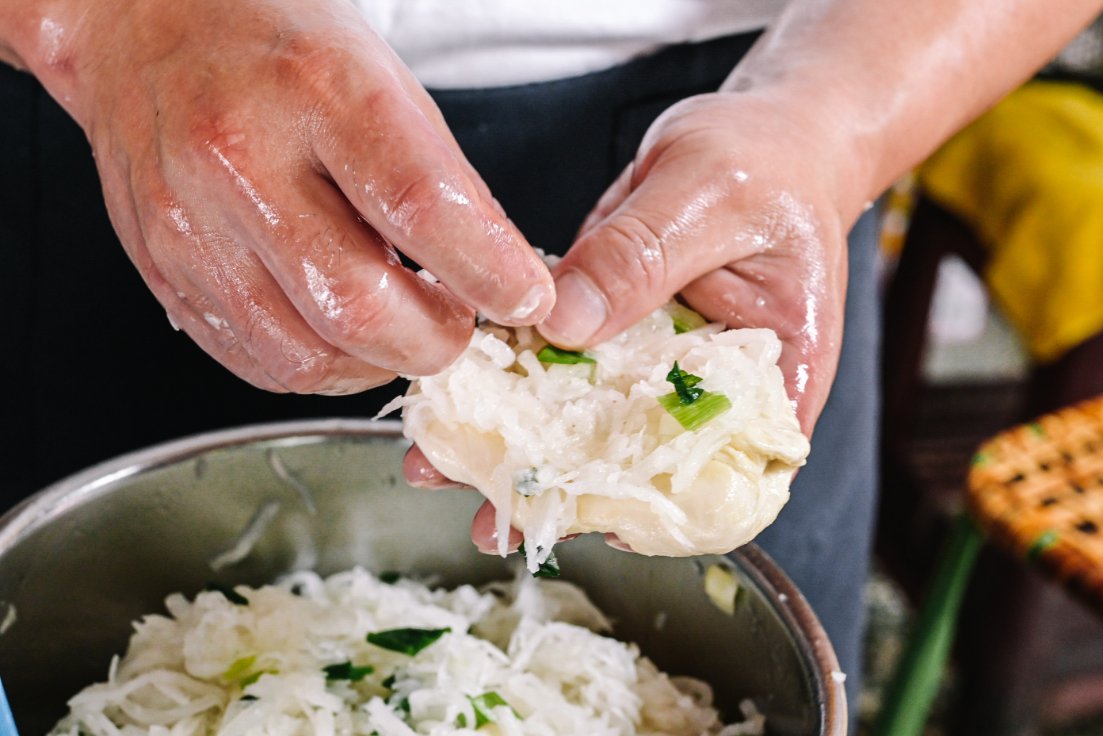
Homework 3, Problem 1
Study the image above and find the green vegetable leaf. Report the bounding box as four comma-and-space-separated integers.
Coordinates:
323, 661, 375, 682
367, 627, 450, 656
205, 582, 249, 606
381, 674, 397, 690
536, 345, 595, 365
517, 542, 561, 579
221, 655, 275, 688
378, 571, 402, 585
239, 670, 268, 688
667, 303, 707, 334
222, 656, 257, 684
658, 390, 732, 431
470, 692, 519, 727
665, 362, 704, 405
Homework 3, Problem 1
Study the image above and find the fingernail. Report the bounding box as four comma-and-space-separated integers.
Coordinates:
540, 269, 607, 346
508, 283, 553, 322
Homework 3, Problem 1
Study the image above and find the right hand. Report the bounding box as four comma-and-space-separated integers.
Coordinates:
14, 0, 553, 393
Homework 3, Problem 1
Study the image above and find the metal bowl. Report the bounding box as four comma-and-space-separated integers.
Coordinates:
0, 420, 845, 735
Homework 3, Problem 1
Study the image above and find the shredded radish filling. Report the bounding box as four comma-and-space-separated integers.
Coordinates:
51, 569, 764, 736
383, 304, 809, 569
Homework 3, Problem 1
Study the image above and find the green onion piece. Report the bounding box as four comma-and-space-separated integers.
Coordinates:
536, 345, 595, 365
658, 391, 732, 431
205, 582, 249, 606
455, 713, 467, 728
323, 661, 375, 682
381, 674, 397, 690
367, 627, 450, 656
221, 655, 275, 688
378, 571, 402, 585
667, 303, 707, 334
517, 542, 561, 578
665, 362, 704, 404
222, 656, 256, 684
470, 692, 519, 727
240, 695, 258, 702
1027, 530, 1059, 562
239, 670, 269, 688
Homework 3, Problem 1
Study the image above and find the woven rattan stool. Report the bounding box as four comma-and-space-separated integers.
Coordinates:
874, 395, 1103, 736
967, 395, 1103, 617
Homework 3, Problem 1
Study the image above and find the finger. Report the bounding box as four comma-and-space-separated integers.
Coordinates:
192, 142, 479, 375
681, 268, 842, 435
311, 80, 555, 326
131, 169, 402, 392
603, 533, 634, 553
98, 163, 290, 391
403, 444, 464, 489
168, 245, 396, 395
163, 291, 290, 393
538, 161, 745, 348
472, 501, 523, 555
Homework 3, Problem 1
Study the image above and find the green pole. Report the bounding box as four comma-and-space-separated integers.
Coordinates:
871, 515, 984, 736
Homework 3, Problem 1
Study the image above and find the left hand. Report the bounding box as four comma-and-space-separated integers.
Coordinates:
406, 88, 868, 549
539, 90, 863, 435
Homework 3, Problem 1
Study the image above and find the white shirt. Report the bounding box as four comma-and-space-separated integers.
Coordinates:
352, 1, 788, 88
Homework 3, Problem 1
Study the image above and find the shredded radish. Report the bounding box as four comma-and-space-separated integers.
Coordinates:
50, 569, 763, 736
383, 303, 809, 569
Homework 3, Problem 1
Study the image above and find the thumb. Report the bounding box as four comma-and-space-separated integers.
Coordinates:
539, 164, 740, 348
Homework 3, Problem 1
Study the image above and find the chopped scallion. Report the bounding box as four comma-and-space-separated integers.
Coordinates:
658, 362, 731, 430
658, 391, 732, 431
221, 655, 274, 688
323, 661, 375, 681
378, 571, 401, 585
536, 345, 595, 365
667, 303, 707, 334
518, 542, 561, 578
367, 627, 450, 656
470, 691, 519, 727
222, 656, 256, 684
666, 362, 703, 404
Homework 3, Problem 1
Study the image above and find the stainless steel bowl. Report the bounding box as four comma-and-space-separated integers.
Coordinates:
0, 420, 845, 735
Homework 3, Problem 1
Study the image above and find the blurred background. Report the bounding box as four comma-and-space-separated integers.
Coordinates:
861, 15, 1103, 735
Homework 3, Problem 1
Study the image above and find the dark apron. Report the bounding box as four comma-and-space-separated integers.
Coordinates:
0, 31, 878, 717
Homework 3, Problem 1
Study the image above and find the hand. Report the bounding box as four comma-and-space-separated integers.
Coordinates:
406, 90, 863, 552
539, 91, 863, 436
23, 0, 553, 393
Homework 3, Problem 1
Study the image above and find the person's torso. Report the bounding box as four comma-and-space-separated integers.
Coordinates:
351, 0, 788, 88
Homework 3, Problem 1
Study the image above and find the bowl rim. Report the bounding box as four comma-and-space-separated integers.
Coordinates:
0, 418, 846, 735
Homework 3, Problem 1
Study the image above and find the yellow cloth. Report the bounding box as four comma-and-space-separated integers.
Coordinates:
918, 81, 1103, 363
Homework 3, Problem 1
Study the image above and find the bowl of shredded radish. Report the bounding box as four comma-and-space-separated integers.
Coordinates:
0, 421, 846, 735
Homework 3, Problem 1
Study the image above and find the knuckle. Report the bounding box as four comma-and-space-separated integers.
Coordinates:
326, 286, 395, 347
381, 170, 446, 233
598, 213, 671, 294
270, 354, 337, 394
271, 36, 351, 100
